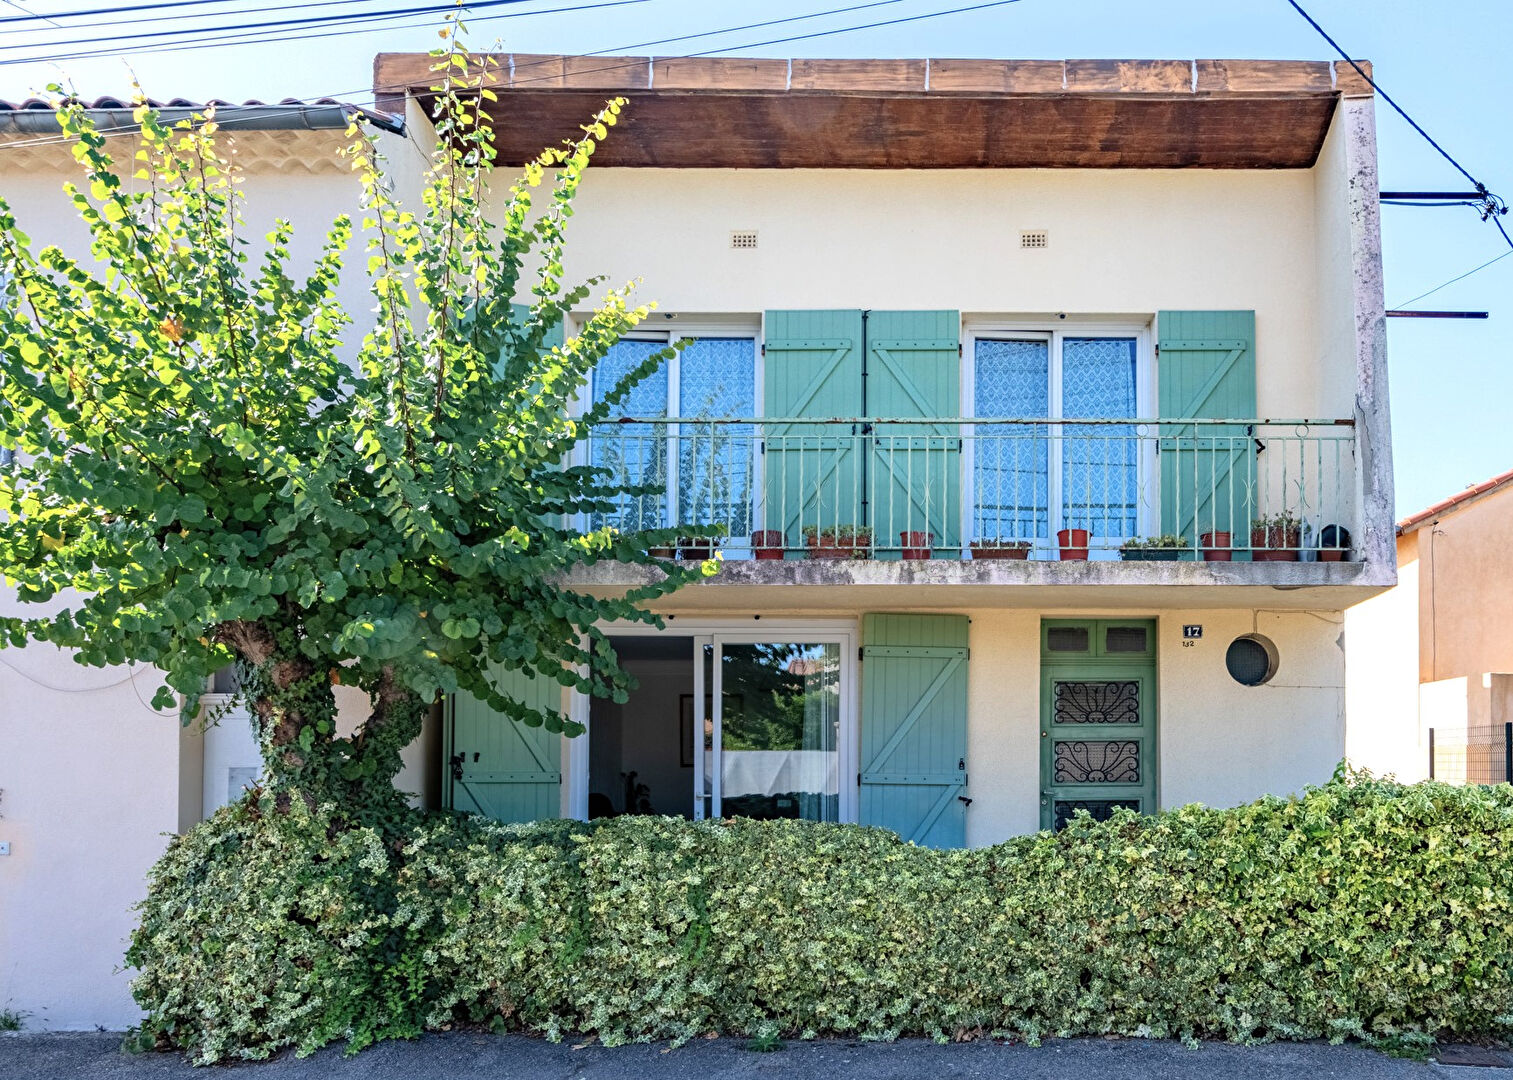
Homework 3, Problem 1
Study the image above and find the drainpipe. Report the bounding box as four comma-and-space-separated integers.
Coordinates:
860, 309, 870, 531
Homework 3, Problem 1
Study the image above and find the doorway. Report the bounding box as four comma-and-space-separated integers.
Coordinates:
569, 621, 859, 822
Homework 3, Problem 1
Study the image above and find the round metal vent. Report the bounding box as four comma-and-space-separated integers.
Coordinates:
1226, 634, 1278, 687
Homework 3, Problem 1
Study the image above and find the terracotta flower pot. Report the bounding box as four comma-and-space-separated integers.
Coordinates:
678, 536, 718, 561
1317, 549, 1345, 563
837, 533, 873, 560
751, 530, 785, 560
1250, 524, 1300, 562
1200, 531, 1232, 562
1057, 528, 1089, 561
811, 534, 848, 559
970, 542, 1031, 560
900, 531, 933, 559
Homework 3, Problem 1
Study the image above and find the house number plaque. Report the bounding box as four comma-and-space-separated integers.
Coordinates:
1182, 625, 1203, 640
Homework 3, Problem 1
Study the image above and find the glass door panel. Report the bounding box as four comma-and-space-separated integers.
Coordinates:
714, 641, 841, 822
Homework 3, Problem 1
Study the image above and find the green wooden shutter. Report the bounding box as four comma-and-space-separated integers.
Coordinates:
763, 310, 865, 552
1157, 311, 1257, 548
446, 666, 562, 823
859, 613, 969, 848
510, 302, 566, 348
866, 311, 962, 557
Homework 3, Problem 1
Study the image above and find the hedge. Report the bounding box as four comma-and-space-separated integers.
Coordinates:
127, 775, 1513, 1063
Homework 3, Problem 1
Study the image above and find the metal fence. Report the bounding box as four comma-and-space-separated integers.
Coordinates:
585, 416, 1358, 560
1429, 722, 1513, 786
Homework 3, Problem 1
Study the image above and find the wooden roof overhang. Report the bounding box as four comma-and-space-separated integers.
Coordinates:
374, 55, 1373, 170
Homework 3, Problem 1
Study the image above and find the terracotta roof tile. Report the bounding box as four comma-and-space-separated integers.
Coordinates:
1397, 466, 1513, 534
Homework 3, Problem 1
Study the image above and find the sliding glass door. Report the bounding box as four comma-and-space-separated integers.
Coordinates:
693, 633, 850, 822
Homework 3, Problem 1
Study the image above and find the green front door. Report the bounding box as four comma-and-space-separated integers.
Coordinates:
1039, 619, 1157, 831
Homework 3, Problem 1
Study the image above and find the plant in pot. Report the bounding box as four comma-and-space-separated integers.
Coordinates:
808, 526, 848, 559
837, 524, 873, 559
1119, 534, 1192, 562
1057, 525, 1090, 561
751, 529, 785, 560
1199, 530, 1233, 562
1317, 523, 1352, 562
1250, 512, 1301, 562
969, 539, 1032, 561
900, 530, 934, 559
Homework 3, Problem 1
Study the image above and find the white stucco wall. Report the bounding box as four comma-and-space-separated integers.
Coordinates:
0, 630, 186, 1029
1343, 539, 1425, 781
961, 607, 1347, 845
510, 160, 1357, 422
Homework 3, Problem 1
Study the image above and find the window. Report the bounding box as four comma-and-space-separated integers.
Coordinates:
967, 328, 1149, 551
588, 332, 759, 540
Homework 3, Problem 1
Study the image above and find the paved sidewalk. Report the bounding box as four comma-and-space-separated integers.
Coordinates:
3, 1031, 1511, 1079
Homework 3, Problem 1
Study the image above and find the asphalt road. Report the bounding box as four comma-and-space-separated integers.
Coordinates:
6, 1032, 1513, 1079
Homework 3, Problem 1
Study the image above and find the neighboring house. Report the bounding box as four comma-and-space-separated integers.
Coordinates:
0, 55, 1397, 1027
1347, 469, 1513, 785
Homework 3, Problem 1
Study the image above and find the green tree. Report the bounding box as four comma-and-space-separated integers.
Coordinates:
0, 42, 709, 822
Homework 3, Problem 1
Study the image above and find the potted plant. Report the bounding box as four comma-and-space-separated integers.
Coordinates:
900, 530, 933, 559
1250, 513, 1301, 562
678, 535, 720, 561
808, 526, 847, 559
1057, 527, 1090, 561
1317, 523, 1351, 563
647, 542, 676, 560
1119, 535, 1191, 562
751, 530, 784, 560
970, 539, 1032, 560
837, 524, 873, 559
1199, 531, 1232, 562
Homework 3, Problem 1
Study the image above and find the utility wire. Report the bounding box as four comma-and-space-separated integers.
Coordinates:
0, 0, 554, 53
0, 0, 1016, 118
0, 0, 643, 66
1284, 0, 1510, 251
1, 0, 65, 28
1392, 248, 1513, 310
3, 0, 435, 37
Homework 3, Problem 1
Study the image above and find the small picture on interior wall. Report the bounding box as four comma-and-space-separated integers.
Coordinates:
679, 694, 739, 768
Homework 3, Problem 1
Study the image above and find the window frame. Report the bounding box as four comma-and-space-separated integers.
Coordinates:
961, 320, 1156, 555
571, 318, 764, 538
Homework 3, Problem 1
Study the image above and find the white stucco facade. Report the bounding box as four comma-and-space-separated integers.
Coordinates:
0, 72, 1400, 1029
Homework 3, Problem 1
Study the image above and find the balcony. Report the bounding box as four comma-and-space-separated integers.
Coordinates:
574, 415, 1380, 609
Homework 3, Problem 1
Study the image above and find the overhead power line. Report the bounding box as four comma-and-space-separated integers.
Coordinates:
1284, 0, 1510, 254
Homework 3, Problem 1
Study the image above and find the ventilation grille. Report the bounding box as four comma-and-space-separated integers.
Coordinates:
1020, 230, 1048, 249
730, 230, 758, 249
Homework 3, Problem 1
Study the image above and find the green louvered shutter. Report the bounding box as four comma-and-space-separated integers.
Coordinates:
1157, 311, 1257, 550
446, 666, 562, 823
859, 613, 969, 848
763, 311, 865, 553
866, 311, 962, 557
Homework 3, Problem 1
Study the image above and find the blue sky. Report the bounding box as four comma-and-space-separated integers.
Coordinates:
4, 0, 1508, 517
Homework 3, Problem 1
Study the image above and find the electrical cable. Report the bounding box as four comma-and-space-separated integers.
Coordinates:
0, 0, 645, 67
1284, 0, 1510, 250
0, 0, 1025, 138
0, 0, 570, 53
1392, 247, 1513, 310
2, 0, 453, 37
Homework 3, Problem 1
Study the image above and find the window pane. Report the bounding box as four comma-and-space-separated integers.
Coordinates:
719, 642, 840, 822
973, 339, 1049, 540
1061, 337, 1137, 540
678, 338, 756, 537
590, 340, 669, 532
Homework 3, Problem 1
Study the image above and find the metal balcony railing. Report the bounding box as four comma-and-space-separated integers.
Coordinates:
585, 417, 1358, 562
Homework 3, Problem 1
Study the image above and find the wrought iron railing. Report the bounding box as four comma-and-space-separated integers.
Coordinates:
584, 417, 1358, 562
